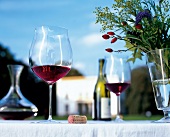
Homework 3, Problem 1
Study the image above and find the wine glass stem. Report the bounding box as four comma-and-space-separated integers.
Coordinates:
48, 84, 53, 121
163, 110, 170, 118
117, 95, 121, 118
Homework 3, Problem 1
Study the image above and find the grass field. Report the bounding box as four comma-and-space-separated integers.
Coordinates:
33, 115, 163, 121
123, 115, 162, 120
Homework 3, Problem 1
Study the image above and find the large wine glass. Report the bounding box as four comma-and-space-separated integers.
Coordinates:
105, 54, 131, 122
29, 26, 72, 122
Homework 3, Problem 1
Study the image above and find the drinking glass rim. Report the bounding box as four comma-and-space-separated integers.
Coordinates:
34, 25, 68, 34
105, 53, 130, 61
146, 48, 170, 54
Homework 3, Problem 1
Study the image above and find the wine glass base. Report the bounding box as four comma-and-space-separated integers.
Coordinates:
114, 115, 124, 123
114, 118, 124, 123
31, 119, 61, 124
153, 116, 170, 123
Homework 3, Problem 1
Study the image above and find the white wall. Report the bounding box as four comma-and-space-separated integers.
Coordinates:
56, 76, 117, 116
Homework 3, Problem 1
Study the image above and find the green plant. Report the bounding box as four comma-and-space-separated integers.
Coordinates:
94, 0, 170, 62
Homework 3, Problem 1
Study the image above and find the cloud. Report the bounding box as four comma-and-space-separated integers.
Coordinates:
89, 21, 102, 31
74, 21, 109, 47
80, 33, 105, 47
73, 62, 85, 70
72, 62, 87, 75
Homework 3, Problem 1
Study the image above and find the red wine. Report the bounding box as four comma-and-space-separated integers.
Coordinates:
105, 82, 130, 96
32, 65, 70, 85
0, 111, 36, 120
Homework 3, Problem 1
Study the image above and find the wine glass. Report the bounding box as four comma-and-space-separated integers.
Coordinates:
105, 54, 131, 122
29, 26, 72, 122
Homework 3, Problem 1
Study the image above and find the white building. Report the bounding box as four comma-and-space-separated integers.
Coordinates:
56, 76, 117, 116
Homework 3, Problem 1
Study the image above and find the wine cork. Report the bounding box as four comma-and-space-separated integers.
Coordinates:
68, 115, 87, 124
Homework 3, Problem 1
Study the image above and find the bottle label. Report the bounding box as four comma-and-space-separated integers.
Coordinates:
101, 98, 111, 118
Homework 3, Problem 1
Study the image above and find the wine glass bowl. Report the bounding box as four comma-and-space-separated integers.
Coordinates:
105, 54, 131, 122
31, 65, 71, 85
29, 26, 72, 68
29, 26, 72, 122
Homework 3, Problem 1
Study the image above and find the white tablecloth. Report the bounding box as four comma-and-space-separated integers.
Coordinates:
0, 120, 169, 137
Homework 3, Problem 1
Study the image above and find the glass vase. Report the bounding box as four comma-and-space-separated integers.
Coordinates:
146, 48, 170, 123
0, 64, 38, 120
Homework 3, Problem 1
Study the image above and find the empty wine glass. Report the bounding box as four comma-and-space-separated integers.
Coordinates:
29, 26, 72, 123
105, 54, 131, 122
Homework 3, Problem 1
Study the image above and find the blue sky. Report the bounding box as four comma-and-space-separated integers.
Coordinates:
0, 0, 145, 76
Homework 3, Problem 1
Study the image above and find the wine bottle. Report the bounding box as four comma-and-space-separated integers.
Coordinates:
92, 59, 111, 121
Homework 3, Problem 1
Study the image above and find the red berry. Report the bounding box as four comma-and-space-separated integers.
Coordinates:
111, 37, 117, 43
135, 24, 142, 29
105, 48, 113, 53
102, 34, 110, 39
107, 32, 115, 35
122, 21, 127, 26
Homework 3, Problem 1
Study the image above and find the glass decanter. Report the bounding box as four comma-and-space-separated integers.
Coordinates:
0, 64, 38, 120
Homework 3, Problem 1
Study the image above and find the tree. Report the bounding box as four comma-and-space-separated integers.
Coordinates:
125, 66, 162, 115
67, 68, 84, 77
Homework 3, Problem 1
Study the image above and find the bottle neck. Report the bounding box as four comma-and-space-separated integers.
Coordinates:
98, 60, 104, 77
